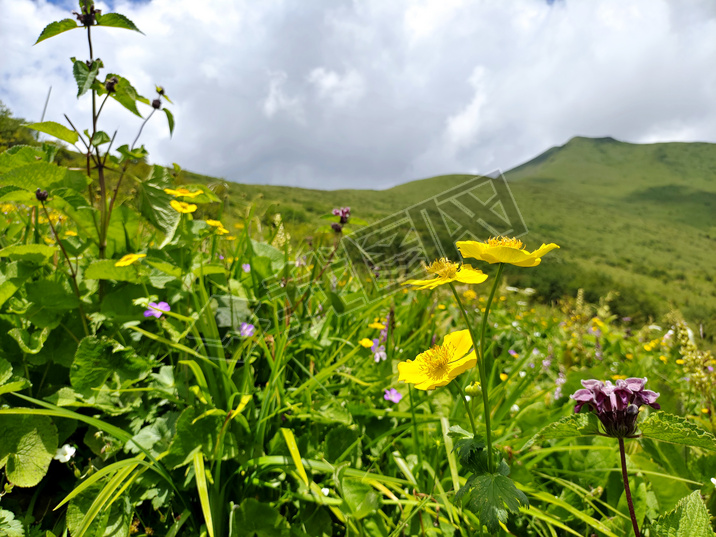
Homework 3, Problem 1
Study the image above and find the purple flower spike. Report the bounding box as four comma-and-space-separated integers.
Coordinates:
240, 322, 255, 337
144, 301, 170, 319
384, 388, 403, 404
570, 377, 660, 437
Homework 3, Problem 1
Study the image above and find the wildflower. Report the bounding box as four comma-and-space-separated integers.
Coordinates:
144, 301, 170, 319
570, 377, 660, 438
115, 253, 146, 267
64, 230, 78, 237
437, 304, 446, 310
463, 289, 477, 300
242, 263, 251, 273
206, 219, 229, 234
508, 349, 519, 358
331, 222, 343, 233
332, 206, 351, 224
372, 339, 387, 362
398, 329, 476, 390
500, 373, 508, 382
510, 404, 520, 413
369, 322, 386, 330
240, 322, 255, 337
384, 388, 403, 404
164, 187, 202, 198
170, 200, 197, 213
35, 188, 49, 202
519, 370, 526, 378
403, 258, 487, 290
321, 487, 330, 496
457, 236, 559, 267
54, 444, 76, 463
359, 338, 374, 348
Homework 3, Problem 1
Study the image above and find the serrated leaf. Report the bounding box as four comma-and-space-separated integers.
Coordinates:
0, 160, 68, 192
640, 412, 716, 451
35, 18, 78, 44
0, 244, 56, 264
95, 12, 143, 33
463, 472, 529, 534
0, 414, 58, 487
25, 121, 78, 145
136, 166, 180, 247
72, 59, 101, 98
648, 490, 715, 537
91, 131, 111, 146
163, 108, 175, 137
522, 412, 601, 450
106, 74, 142, 117
0, 508, 24, 537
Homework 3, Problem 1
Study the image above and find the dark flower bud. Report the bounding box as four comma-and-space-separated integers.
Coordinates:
35, 188, 48, 202
105, 76, 119, 93
152, 99, 162, 110
331, 222, 343, 233
157, 86, 165, 95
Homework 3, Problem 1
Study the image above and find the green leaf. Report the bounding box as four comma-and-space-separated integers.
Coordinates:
229, 498, 291, 537
84, 259, 143, 283
91, 131, 111, 146
26, 279, 79, 310
0, 160, 68, 192
70, 336, 153, 393
648, 490, 715, 537
95, 12, 143, 33
66, 483, 132, 537
163, 108, 175, 137
462, 470, 529, 534
8, 327, 50, 355
0, 358, 12, 386
136, 166, 180, 247
163, 407, 238, 469
0, 414, 58, 487
35, 18, 78, 44
72, 59, 101, 98
340, 477, 381, 520
640, 412, 716, 451
0, 509, 24, 537
100, 74, 143, 117
25, 121, 78, 145
0, 261, 39, 308
0, 244, 56, 264
522, 412, 601, 450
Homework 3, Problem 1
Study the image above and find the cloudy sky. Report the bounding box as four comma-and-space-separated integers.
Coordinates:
1, 0, 715, 189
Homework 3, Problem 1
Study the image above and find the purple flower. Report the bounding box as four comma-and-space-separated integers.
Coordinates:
242, 263, 251, 273
331, 222, 343, 233
508, 349, 519, 358
332, 207, 351, 224
240, 322, 255, 337
384, 388, 403, 404
144, 301, 170, 319
570, 377, 660, 437
372, 339, 387, 362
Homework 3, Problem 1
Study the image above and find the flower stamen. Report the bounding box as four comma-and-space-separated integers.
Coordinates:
426, 258, 459, 279
487, 236, 524, 249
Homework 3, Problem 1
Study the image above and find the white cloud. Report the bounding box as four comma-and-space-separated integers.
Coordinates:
0, 0, 714, 189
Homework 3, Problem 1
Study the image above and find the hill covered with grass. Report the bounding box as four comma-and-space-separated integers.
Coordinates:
184, 136, 716, 334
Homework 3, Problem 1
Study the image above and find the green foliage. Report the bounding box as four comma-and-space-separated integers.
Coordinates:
70, 336, 153, 392
35, 18, 79, 44
26, 121, 79, 145
647, 491, 716, 537
95, 12, 143, 34
640, 412, 716, 451
0, 414, 58, 487
522, 412, 601, 449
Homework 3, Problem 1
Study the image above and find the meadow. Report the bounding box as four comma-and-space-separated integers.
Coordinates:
0, 3, 715, 536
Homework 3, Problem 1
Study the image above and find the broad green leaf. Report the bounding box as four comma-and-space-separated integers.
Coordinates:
72, 59, 101, 98
25, 121, 78, 145
640, 412, 716, 451
91, 131, 111, 146
0, 244, 56, 264
251, 240, 286, 270
8, 327, 50, 354
0, 358, 13, 385
35, 18, 78, 44
0, 509, 24, 537
84, 259, 143, 283
229, 498, 291, 537
26, 279, 79, 310
0, 161, 67, 192
0, 146, 44, 174
0, 414, 58, 487
116, 144, 148, 161
462, 470, 529, 534
340, 478, 381, 520
0, 261, 38, 308
98, 74, 143, 117
163, 108, 175, 136
95, 12, 143, 33
136, 166, 180, 247
163, 407, 239, 469
70, 336, 153, 392
648, 490, 715, 537
522, 412, 601, 450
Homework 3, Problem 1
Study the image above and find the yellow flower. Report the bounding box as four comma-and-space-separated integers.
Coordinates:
403, 258, 488, 290
234, 222, 245, 229
611, 374, 627, 380
499, 373, 508, 382
398, 330, 476, 390
114, 253, 146, 267
701, 408, 710, 414
676, 359, 685, 365
437, 304, 446, 310
164, 187, 202, 198
206, 220, 230, 235
463, 289, 477, 301
369, 322, 386, 330
659, 355, 668, 363
226, 235, 236, 241
170, 200, 197, 213
359, 338, 374, 348
457, 237, 559, 267
64, 230, 78, 237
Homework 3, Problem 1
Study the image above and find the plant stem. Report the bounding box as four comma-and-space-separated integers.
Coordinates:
455, 381, 477, 437
449, 280, 494, 473
408, 384, 423, 468
619, 437, 641, 537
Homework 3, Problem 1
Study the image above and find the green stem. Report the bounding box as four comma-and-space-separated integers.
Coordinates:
619, 437, 641, 537
408, 384, 423, 468
455, 381, 477, 437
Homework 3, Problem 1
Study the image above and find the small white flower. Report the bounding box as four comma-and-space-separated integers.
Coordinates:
511, 321, 519, 327
54, 444, 76, 463
321, 487, 330, 496
510, 404, 520, 413
523, 288, 536, 296
506, 286, 519, 292
648, 324, 662, 331
711, 477, 716, 487
517, 301, 528, 306
464, 395, 471, 402
519, 371, 526, 378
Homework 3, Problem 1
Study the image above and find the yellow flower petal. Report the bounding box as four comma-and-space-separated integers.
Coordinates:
170, 200, 197, 213
359, 338, 374, 348
457, 238, 559, 267
499, 373, 508, 381
369, 322, 386, 330
114, 253, 146, 267
164, 187, 202, 198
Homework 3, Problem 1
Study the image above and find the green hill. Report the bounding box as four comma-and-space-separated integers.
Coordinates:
184, 136, 716, 334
